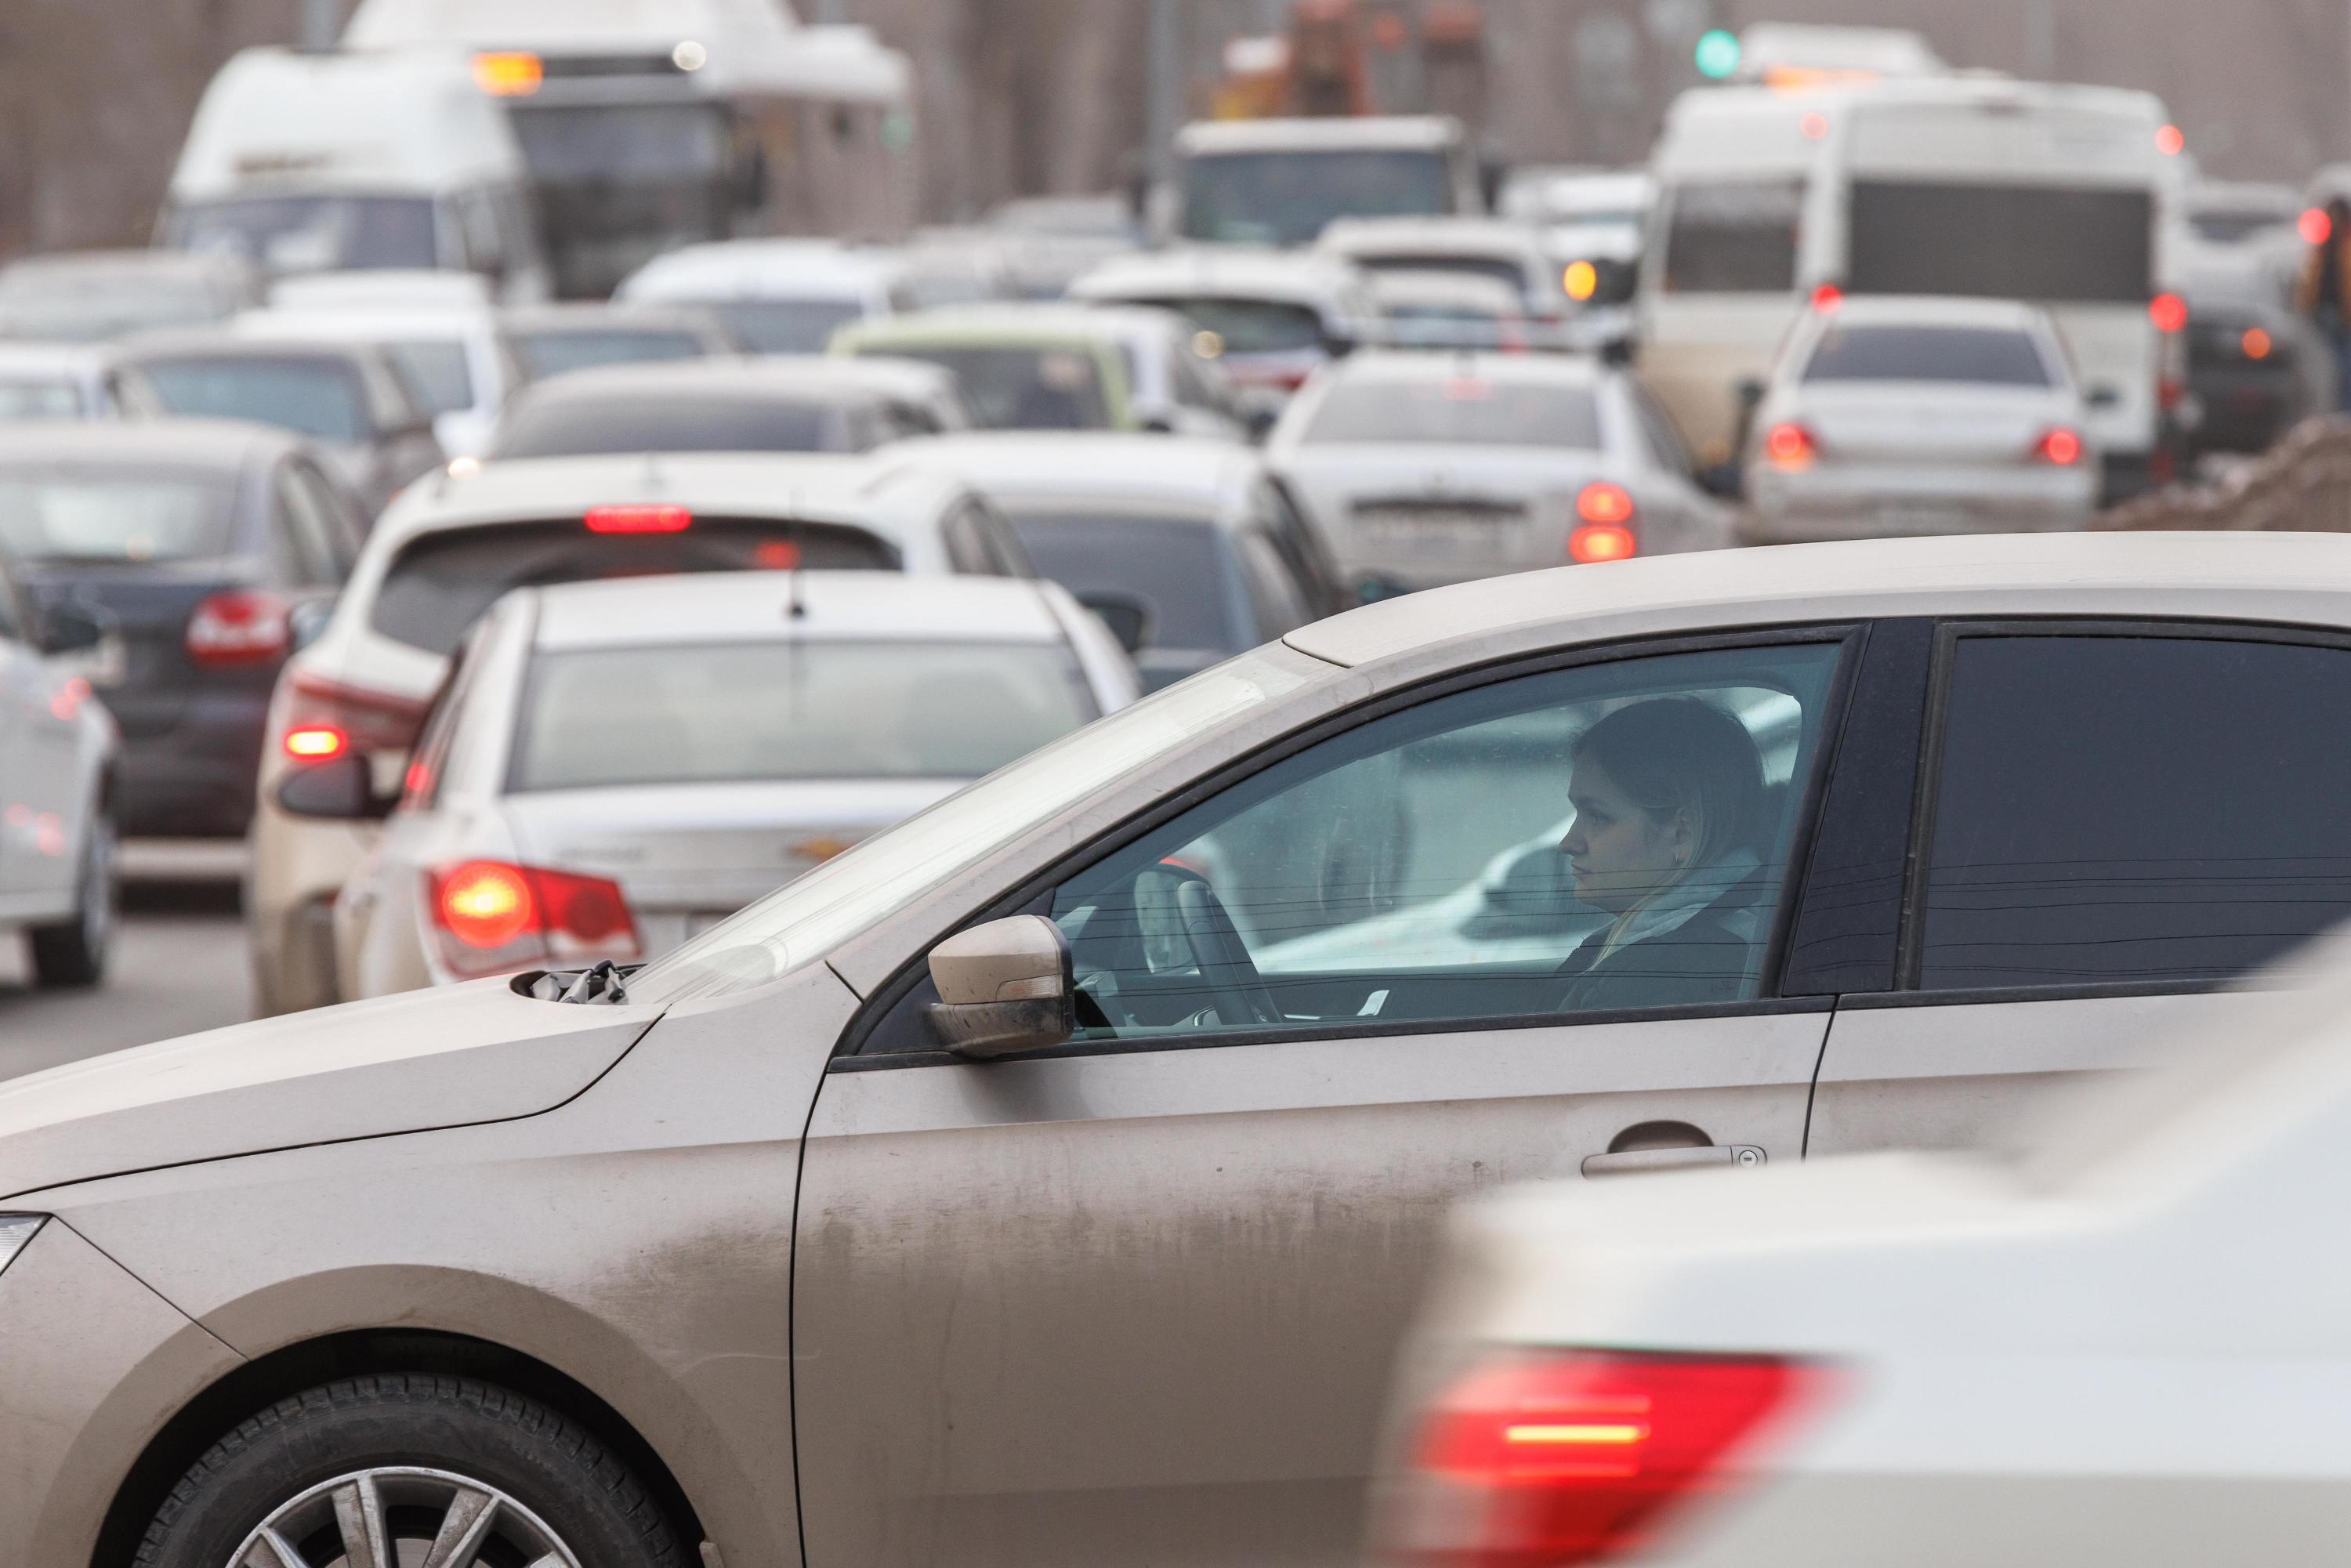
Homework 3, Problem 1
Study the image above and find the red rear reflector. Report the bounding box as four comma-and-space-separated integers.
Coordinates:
585, 504, 693, 534
1389, 1349, 1828, 1568
754, 538, 802, 569
2149, 292, 2188, 334
1575, 483, 1635, 527
1567, 523, 1637, 564
187, 589, 291, 667
2034, 427, 2084, 466
1762, 422, 1816, 470
426, 860, 642, 980
2302, 207, 2333, 246
1809, 284, 1843, 313
283, 724, 350, 762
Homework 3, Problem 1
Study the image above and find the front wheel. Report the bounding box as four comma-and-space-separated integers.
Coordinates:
27, 805, 112, 988
133, 1375, 684, 1568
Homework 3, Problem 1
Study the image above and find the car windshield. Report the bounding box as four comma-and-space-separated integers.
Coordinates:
1304, 375, 1603, 447
1180, 150, 1454, 246
493, 396, 846, 459
1353, 254, 1529, 294
0, 275, 228, 341
169, 194, 440, 273
371, 519, 899, 656
386, 340, 475, 415
137, 357, 369, 442
1141, 298, 1325, 354
509, 102, 730, 183
1005, 509, 1236, 651
0, 469, 237, 563
1802, 324, 2053, 386
515, 639, 1097, 791
513, 328, 709, 378
622, 646, 1322, 1006
709, 299, 867, 354
867, 343, 1110, 429
0, 378, 85, 418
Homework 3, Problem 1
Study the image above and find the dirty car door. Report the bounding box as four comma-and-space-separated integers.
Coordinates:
792, 632, 1859, 1568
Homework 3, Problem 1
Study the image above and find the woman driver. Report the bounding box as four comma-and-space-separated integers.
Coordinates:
1555, 697, 1770, 1012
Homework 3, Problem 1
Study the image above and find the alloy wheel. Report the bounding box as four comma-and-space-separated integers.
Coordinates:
229, 1466, 584, 1568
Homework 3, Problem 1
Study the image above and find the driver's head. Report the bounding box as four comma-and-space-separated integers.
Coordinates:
1559, 697, 1764, 914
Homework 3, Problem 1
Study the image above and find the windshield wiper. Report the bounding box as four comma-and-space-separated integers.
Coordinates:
522, 959, 636, 1005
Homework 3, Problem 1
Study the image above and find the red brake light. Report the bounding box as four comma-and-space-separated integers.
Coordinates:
1567, 523, 1637, 564
1762, 422, 1817, 470
187, 589, 290, 668
426, 860, 641, 979
2302, 207, 2333, 246
283, 724, 350, 762
2241, 327, 2273, 360
1574, 482, 1635, 527
282, 671, 431, 756
1809, 284, 1843, 313
2154, 123, 2185, 158
2034, 427, 2084, 466
2149, 292, 2188, 334
584, 504, 693, 534
1388, 1349, 1828, 1568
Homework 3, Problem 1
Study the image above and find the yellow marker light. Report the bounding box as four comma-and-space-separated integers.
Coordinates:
1563, 260, 1599, 302
473, 52, 545, 96
1505, 1423, 1649, 1446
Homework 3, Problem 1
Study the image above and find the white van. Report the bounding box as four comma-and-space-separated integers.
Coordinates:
1168, 116, 1483, 248
1639, 76, 2183, 496
162, 49, 552, 304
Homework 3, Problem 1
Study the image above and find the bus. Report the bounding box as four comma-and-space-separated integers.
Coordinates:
1638, 76, 2185, 498
342, 0, 918, 299
1168, 115, 1482, 248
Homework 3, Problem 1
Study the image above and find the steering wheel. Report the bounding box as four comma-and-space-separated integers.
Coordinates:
1172, 876, 1284, 1028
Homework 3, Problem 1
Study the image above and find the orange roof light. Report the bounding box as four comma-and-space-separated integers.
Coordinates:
473, 51, 545, 96
1563, 260, 1599, 302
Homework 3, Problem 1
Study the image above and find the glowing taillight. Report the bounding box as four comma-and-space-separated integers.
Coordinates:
2155, 123, 2185, 158
1762, 422, 1817, 470
1809, 284, 1843, 313
187, 589, 290, 667
2242, 327, 2273, 360
1385, 1349, 1829, 1568
282, 724, 350, 762
426, 860, 641, 980
584, 504, 693, 534
281, 671, 431, 757
1575, 483, 1635, 527
2149, 293, 2189, 334
1567, 524, 1637, 563
2302, 207, 2333, 246
2034, 427, 2084, 466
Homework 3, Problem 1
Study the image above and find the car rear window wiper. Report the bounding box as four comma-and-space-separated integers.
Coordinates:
517, 959, 636, 1005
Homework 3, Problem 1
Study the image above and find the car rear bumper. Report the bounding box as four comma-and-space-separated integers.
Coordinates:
1748, 465, 2095, 542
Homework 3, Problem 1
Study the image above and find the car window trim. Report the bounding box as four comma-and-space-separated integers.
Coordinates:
833, 620, 1871, 1070
1888, 614, 2351, 1003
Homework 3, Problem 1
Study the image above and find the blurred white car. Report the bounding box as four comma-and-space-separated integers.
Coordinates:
1365, 270, 1532, 353
0, 343, 155, 420
1370, 933, 2351, 1568
1318, 216, 1571, 328
1746, 295, 2099, 541
499, 301, 739, 381
247, 450, 1038, 1016
1067, 246, 1378, 404
487, 357, 969, 460
1269, 349, 1735, 593
986, 194, 1142, 299
0, 248, 259, 342
617, 238, 904, 355
328, 570, 1135, 997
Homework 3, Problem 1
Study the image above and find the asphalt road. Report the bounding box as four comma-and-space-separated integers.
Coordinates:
0, 849, 254, 1085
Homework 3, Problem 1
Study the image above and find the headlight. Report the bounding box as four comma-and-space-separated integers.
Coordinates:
0, 1215, 46, 1277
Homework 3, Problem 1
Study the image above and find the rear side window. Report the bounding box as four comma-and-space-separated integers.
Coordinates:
138, 357, 369, 443
370, 519, 899, 655
494, 395, 843, 458
1305, 377, 1601, 448
1005, 509, 1237, 651
513, 329, 708, 379
1661, 180, 1802, 295
1919, 634, 2351, 990
1802, 325, 2052, 387
858, 345, 1109, 430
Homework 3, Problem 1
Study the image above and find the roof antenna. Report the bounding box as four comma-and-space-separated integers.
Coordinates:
788, 555, 808, 620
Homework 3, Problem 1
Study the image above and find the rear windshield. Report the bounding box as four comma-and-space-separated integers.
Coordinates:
1005, 510, 1235, 652
513, 329, 708, 379
0, 378, 85, 418
138, 357, 369, 442
1662, 179, 1802, 294
1846, 182, 2154, 304
710, 299, 867, 354
1180, 150, 1456, 247
864, 344, 1109, 429
1140, 298, 1325, 354
0, 469, 237, 563
1354, 255, 1529, 294
1802, 324, 2053, 386
386, 341, 475, 417
494, 396, 848, 459
371, 519, 899, 656
513, 639, 1096, 790
1305, 376, 1603, 447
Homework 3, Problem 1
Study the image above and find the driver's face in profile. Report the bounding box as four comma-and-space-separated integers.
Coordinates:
1559, 756, 1690, 914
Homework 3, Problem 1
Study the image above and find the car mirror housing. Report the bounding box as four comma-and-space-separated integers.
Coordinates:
35, 596, 109, 657
926, 915, 1075, 1059
1076, 590, 1152, 655
276, 752, 396, 822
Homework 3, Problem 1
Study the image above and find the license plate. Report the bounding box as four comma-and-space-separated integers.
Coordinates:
1355, 509, 1522, 556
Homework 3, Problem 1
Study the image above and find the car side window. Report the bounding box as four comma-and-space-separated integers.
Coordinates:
1047, 640, 1846, 1046
293, 461, 365, 573
1629, 385, 1694, 478
941, 501, 1027, 577
271, 463, 339, 587
1257, 480, 1346, 616
1237, 529, 1313, 639
1918, 632, 2351, 991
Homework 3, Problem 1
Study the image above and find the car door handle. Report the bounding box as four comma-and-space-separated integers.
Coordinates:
1581, 1145, 1766, 1178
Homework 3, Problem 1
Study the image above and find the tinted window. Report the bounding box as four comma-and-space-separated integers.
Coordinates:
863, 345, 1110, 429
169, 194, 440, 272
272, 465, 339, 585
1921, 635, 2351, 990
0, 378, 84, 418
1005, 510, 1237, 651
371, 519, 898, 656
1037, 643, 1842, 1047
1135, 298, 1325, 354
1181, 150, 1455, 247
1663, 180, 1802, 294
1847, 182, 2153, 304
1237, 529, 1314, 638
1802, 324, 2052, 386
139, 357, 368, 442
1353, 254, 1530, 293
513, 328, 711, 379
0, 470, 237, 563
386, 340, 476, 415
514, 640, 1096, 791
1305, 376, 1601, 447
709, 299, 867, 354
492, 395, 847, 458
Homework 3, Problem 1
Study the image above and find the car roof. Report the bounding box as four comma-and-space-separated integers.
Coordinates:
890, 432, 1258, 516
1176, 114, 1463, 154
1367, 270, 1525, 310
115, 330, 383, 366
1323, 348, 1605, 385
515, 355, 946, 404
621, 239, 905, 300
0, 248, 252, 287
500, 302, 729, 333
1813, 295, 2054, 331
836, 302, 1179, 348
527, 569, 1063, 651
0, 415, 293, 471
1070, 248, 1364, 303
0, 341, 128, 375
236, 302, 498, 340
1318, 217, 1545, 259
1288, 534, 2351, 671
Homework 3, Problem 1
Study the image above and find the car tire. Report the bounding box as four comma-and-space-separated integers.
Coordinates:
27, 806, 112, 989
132, 1374, 685, 1568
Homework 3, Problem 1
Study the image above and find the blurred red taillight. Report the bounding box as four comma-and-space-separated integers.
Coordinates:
2034, 427, 2084, 465
1567, 524, 1637, 564
1575, 482, 1635, 527
1809, 284, 1843, 313
2149, 292, 2188, 334
282, 724, 350, 762
426, 860, 641, 979
281, 670, 430, 758
584, 504, 693, 534
2301, 207, 2333, 246
1762, 422, 1817, 471
187, 589, 290, 668
1386, 1349, 1829, 1568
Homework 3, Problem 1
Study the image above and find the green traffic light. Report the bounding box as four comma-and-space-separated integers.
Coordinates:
1694, 28, 1741, 79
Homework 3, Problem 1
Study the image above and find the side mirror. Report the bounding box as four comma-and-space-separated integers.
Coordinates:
1077, 590, 1152, 655
1245, 404, 1280, 442
35, 596, 108, 657
925, 914, 1075, 1059
276, 751, 396, 821
1321, 330, 1359, 360
1696, 462, 1745, 501
1599, 334, 1636, 368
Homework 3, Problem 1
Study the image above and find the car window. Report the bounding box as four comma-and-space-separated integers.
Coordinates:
1802, 324, 2052, 387
137, 358, 370, 443
1628, 385, 1693, 478
386, 340, 476, 417
709, 299, 868, 354
492, 395, 845, 458
512, 328, 709, 379
1661, 179, 1802, 295
0, 563, 24, 642
271, 462, 340, 586
1259, 479, 1345, 615
0, 378, 85, 419
400, 636, 483, 813
290, 461, 363, 574
1919, 633, 2351, 990
1042, 641, 1845, 1047
859, 344, 1110, 430
1237, 528, 1314, 639
1136, 298, 1326, 355
1004, 509, 1237, 650
941, 502, 1016, 576
0, 469, 238, 563
1304, 375, 1601, 448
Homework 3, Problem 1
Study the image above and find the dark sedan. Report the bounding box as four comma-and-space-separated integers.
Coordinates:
0, 420, 365, 836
